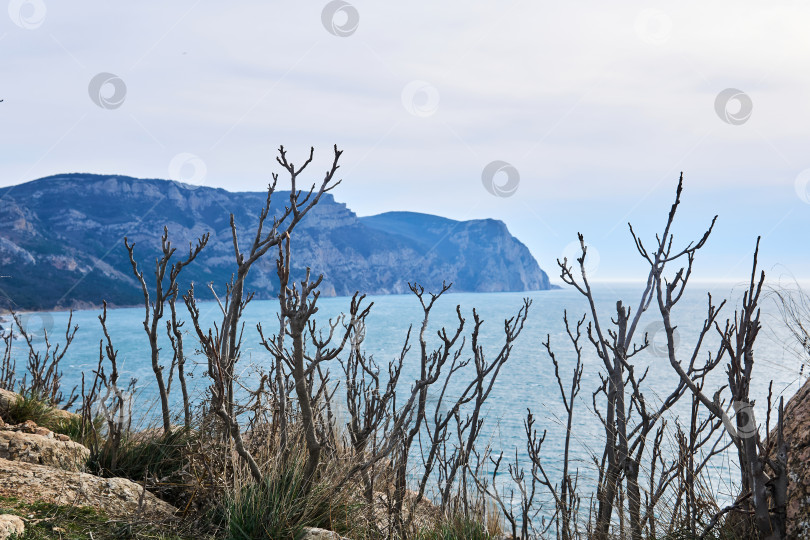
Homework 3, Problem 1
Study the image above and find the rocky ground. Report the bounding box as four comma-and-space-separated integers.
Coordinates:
3, 379, 809, 539
0, 389, 178, 539
0, 388, 440, 540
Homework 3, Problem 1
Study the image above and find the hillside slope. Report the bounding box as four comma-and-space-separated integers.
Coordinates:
0, 174, 552, 310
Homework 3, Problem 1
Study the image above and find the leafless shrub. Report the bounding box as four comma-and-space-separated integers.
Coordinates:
767, 279, 810, 368
82, 301, 137, 470
125, 226, 209, 434
1, 323, 15, 390
469, 175, 783, 540
422, 299, 531, 515
653, 392, 729, 537
529, 311, 585, 540
184, 145, 344, 484
662, 238, 787, 538
548, 175, 720, 540
11, 309, 78, 408
476, 445, 542, 540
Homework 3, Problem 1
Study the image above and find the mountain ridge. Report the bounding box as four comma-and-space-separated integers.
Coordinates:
0, 173, 554, 311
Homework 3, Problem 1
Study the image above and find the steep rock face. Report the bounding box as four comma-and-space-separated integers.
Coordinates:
776, 376, 810, 538
361, 212, 550, 293
0, 174, 553, 310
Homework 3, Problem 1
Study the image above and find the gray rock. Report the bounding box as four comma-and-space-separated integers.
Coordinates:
0, 458, 176, 520
0, 430, 89, 471
772, 377, 810, 538
0, 514, 24, 540
300, 527, 351, 540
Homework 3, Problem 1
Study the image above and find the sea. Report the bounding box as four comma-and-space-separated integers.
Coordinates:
6, 281, 806, 514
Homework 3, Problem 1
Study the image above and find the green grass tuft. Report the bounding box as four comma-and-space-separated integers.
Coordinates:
86, 426, 195, 508
221, 454, 364, 540
413, 512, 495, 540
89, 427, 191, 480
3, 392, 59, 428
1, 392, 101, 447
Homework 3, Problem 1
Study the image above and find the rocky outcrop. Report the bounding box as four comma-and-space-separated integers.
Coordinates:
0, 514, 25, 540
0, 389, 90, 471
0, 173, 553, 311
778, 376, 810, 538
0, 388, 18, 412
0, 388, 80, 423
300, 528, 352, 540
0, 420, 89, 471
0, 388, 174, 525
359, 212, 551, 294
0, 458, 176, 520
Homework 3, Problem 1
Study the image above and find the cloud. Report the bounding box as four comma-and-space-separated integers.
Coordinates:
0, 0, 808, 279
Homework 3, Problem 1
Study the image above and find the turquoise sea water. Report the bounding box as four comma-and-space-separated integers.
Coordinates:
7, 281, 806, 511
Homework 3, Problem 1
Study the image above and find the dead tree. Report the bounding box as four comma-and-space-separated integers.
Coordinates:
183, 145, 344, 482
274, 232, 370, 485
90, 301, 137, 471
420, 299, 531, 516
1, 324, 15, 390
660, 238, 787, 539
527, 310, 585, 540
557, 175, 719, 540
125, 227, 208, 434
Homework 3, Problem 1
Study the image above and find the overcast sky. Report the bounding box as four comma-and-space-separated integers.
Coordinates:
1, 1, 809, 282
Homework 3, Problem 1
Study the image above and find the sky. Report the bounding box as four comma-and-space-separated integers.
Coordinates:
1, 1, 809, 283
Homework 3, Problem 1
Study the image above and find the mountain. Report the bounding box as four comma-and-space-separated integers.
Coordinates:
0, 174, 553, 311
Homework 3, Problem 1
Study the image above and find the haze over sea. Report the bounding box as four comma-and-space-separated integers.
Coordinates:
10, 280, 805, 507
